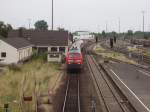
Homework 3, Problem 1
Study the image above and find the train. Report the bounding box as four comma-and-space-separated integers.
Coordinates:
66, 40, 84, 71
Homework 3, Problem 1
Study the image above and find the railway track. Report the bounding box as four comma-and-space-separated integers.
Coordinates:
101, 42, 150, 65
86, 55, 137, 112
62, 74, 80, 112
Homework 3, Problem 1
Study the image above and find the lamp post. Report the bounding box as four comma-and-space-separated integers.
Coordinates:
142, 11, 145, 36
105, 22, 108, 40
106, 22, 108, 33
28, 18, 31, 29
118, 18, 120, 34
142, 10, 145, 38
52, 0, 54, 30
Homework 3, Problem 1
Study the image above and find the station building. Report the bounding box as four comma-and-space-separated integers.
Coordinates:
7, 29, 70, 62
0, 37, 33, 64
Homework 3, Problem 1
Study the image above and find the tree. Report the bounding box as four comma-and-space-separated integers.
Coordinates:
57, 27, 65, 31
72, 32, 78, 36
127, 30, 133, 36
34, 20, 48, 30
134, 31, 142, 34
144, 34, 149, 39
102, 30, 106, 38
6, 24, 13, 31
0, 21, 13, 37
112, 31, 116, 36
97, 33, 102, 38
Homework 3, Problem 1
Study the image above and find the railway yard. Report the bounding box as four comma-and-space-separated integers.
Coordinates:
1, 0, 150, 111
57, 39, 150, 112
0, 39, 150, 112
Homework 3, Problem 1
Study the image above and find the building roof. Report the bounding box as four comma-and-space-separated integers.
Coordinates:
8, 30, 69, 46
2, 37, 32, 49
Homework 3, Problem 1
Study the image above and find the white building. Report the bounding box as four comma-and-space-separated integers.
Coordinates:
0, 38, 33, 64
47, 52, 63, 62
8, 30, 70, 62
73, 31, 94, 40
47, 46, 68, 62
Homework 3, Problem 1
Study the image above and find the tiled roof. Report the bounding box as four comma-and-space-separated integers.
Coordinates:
2, 37, 32, 49
8, 30, 69, 46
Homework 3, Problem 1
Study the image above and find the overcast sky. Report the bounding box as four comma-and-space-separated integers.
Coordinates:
0, 0, 150, 32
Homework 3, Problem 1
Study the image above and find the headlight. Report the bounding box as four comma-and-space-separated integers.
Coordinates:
75, 60, 81, 63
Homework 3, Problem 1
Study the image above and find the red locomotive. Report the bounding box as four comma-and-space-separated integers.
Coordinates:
66, 48, 83, 70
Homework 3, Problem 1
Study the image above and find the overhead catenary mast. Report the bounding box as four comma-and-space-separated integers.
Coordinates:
28, 18, 31, 29
52, 0, 54, 30
118, 18, 120, 34
106, 22, 108, 33
142, 11, 145, 33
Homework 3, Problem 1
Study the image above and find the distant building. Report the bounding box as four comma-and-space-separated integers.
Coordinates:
0, 37, 33, 64
73, 31, 94, 40
8, 29, 70, 62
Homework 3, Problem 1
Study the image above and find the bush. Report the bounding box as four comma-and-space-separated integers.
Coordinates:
8, 64, 21, 72
32, 52, 47, 61
61, 54, 66, 63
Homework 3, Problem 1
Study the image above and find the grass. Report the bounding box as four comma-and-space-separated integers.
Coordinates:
0, 54, 61, 112
93, 45, 106, 54
127, 46, 150, 57
127, 46, 137, 52
142, 50, 150, 57
94, 45, 137, 65
94, 46, 106, 53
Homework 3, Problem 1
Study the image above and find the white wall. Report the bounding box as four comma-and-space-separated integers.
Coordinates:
0, 40, 18, 64
73, 34, 94, 40
47, 54, 62, 62
48, 46, 68, 55
18, 47, 32, 61
47, 46, 68, 62
0, 40, 33, 64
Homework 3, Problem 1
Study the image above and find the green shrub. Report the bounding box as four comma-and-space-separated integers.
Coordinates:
32, 53, 47, 61
8, 64, 21, 72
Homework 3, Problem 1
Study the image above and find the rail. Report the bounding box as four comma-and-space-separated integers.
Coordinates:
62, 74, 80, 112
86, 54, 137, 112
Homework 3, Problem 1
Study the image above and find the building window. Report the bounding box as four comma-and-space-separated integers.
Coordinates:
1, 52, 6, 58
49, 54, 59, 58
59, 47, 65, 52
51, 47, 57, 52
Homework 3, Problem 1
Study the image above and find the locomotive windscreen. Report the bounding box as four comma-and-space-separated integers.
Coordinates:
69, 53, 81, 58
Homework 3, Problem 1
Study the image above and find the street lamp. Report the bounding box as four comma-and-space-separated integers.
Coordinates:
142, 11, 145, 35
27, 18, 31, 29
118, 18, 120, 34
106, 22, 108, 33
52, 0, 54, 30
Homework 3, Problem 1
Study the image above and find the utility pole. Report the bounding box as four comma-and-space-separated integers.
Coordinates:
142, 11, 145, 33
106, 22, 108, 33
118, 18, 120, 34
52, 0, 54, 30
105, 22, 108, 39
28, 18, 31, 29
